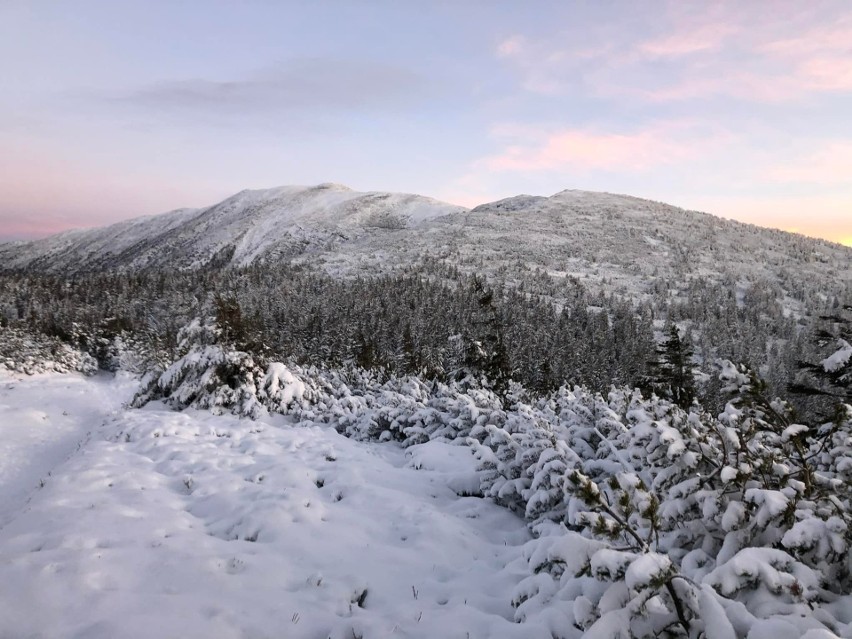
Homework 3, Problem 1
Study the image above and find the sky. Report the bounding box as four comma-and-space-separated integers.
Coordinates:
1, 1, 851, 246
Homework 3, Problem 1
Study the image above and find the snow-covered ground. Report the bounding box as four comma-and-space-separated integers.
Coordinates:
0, 372, 138, 528
0, 372, 551, 639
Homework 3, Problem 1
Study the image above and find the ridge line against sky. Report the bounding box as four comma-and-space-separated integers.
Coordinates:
1, 1, 850, 246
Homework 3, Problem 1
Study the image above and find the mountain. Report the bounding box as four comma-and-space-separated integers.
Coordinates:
2, 183, 850, 306
0, 183, 465, 273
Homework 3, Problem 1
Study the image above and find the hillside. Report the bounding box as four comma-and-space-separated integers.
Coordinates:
2, 183, 849, 400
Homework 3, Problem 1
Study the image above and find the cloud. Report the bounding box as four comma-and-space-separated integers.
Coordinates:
496, 4, 852, 103
638, 22, 738, 58
496, 35, 524, 58
475, 121, 720, 174
759, 20, 852, 57
107, 58, 433, 118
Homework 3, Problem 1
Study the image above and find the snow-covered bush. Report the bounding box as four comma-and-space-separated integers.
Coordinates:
471, 365, 852, 637
468, 398, 577, 521
0, 326, 98, 376
821, 338, 851, 386
132, 319, 316, 418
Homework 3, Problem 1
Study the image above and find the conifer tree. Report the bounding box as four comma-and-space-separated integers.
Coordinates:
643, 324, 696, 409
462, 276, 511, 399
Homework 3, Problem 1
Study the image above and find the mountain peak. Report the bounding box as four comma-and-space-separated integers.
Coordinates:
312, 182, 354, 191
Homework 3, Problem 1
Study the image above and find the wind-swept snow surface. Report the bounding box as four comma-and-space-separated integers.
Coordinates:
0, 373, 549, 639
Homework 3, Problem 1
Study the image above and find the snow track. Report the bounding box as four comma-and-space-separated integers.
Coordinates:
0, 374, 550, 639
0, 372, 137, 528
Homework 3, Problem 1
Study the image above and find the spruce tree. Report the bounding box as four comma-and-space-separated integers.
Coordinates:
643, 324, 696, 409
462, 276, 510, 399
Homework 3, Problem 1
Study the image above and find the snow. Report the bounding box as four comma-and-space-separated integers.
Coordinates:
781, 516, 847, 555
744, 489, 790, 527
0, 184, 467, 273
0, 372, 552, 639
0, 207, 200, 271
699, 584, 737, 639
0, 371, 138, 526
781, 423, 809, 441
261, 362, 308, 410
720, 466, 738, 483
822, 339, 852, 373
704, 547, 820, 599
2, 351, 852, 636
746, 618, 838, 639
624, 553, 673, 591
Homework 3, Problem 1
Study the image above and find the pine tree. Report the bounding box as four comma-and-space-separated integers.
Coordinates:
643, 324, 696, 409
462, 276, 511, 399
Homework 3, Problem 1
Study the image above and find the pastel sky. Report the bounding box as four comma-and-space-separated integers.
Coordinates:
1, 1, 851, 246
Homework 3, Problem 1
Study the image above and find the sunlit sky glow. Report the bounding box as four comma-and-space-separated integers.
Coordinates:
1, 1, 851, 246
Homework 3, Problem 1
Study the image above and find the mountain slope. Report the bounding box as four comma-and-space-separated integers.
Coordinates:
297, 188, 850, 310
412, 189, 852, 299
0, 183, 465, 272
0, 207, 202, 273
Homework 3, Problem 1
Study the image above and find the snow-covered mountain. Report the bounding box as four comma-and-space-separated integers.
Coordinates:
0, 183, 465, 273
2, 183, 849, 302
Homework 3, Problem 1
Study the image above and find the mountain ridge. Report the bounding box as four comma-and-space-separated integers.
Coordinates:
1, 184, 849, 310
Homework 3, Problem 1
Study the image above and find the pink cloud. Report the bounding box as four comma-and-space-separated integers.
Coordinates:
476, 123, 713, 173
630, 73, 801, 104
759, 20, 852, 57
630, 13, 852, 102
638, 22, 738, 58
496, 35, 524, 58
795, 56, 852, 92
497, 5, 852, 103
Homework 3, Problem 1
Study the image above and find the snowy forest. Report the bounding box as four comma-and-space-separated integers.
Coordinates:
1, 243, 851, 637
0, 259, 845, 411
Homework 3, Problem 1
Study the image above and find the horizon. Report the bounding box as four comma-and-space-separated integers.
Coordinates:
1, 1, 851, 246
